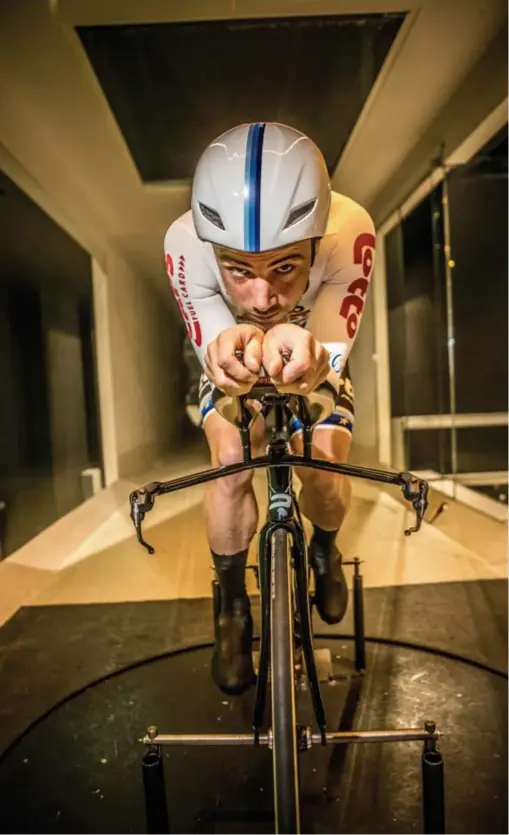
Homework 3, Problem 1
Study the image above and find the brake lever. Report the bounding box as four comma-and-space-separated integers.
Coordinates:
399, 473, 429, 536
129, 489, 156, 554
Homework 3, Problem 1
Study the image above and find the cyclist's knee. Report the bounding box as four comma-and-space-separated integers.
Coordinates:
216, 459, 254, 495
297, 466, 344, 501
205, 412, 263, 493
209, 432, 254, 493
292, 426, 351, 507
217, 439, 246, 468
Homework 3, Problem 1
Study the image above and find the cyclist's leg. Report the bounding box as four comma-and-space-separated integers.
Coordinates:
289, 361, 354, 525
203, 409, 264, 553
288, 366, 355, 624
291, 425, 352, 529
199, 375, 265, 693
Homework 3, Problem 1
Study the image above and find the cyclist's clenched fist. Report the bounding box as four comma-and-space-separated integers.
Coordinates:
204, 324, 264, 397
262, 323, 330, 395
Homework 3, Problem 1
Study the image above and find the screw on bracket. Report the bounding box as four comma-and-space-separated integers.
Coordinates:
424, 719, 438, 752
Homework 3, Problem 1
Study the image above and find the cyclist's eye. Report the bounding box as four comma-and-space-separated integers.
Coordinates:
276, 264, 296, 275
226, 266, 250, 278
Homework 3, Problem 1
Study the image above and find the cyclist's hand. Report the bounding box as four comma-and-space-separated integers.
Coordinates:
262, 323, 330, 394
205, 324, 264, 396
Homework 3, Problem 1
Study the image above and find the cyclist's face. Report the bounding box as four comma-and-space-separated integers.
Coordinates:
214, 241, 313, 328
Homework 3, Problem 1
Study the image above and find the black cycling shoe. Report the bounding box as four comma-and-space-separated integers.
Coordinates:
309, 539, 348, 625
212, 596, 256, 696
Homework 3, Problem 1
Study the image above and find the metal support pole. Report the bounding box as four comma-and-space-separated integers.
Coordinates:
441, 169, 458, 483
353, 558, 366, 672
421, 721, 446, 834
142, 727, 169, 834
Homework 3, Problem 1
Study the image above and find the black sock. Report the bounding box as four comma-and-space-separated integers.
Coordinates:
212, 549, 249, 608
311, 525, 339, 551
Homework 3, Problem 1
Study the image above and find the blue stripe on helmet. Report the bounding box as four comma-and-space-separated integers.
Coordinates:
244, 122, 266, 251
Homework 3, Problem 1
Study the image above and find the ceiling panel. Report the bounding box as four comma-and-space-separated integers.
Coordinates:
77, 13, 404, 181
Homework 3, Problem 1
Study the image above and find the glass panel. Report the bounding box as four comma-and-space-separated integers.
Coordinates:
447, 143, 508, 414
385, 124, 508, 509
407, 429, 452, 473
470, 484, 508, 506
385, 184, 450, 475
400, 185, 449, 418
406, 426, 507, 475
456, 426, 508, 473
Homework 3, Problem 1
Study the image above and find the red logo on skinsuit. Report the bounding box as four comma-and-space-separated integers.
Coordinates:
165, 253, 174, 278
339, 232, 376, 338
353, 233, 375, 276
168, 254, 202, 347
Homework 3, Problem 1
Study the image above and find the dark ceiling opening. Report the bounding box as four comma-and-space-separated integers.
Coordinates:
77, 13, 404, 183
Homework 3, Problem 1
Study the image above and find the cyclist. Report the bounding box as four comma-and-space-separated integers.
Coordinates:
164, 122, 376, 695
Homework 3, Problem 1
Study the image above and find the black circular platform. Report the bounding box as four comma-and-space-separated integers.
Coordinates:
0, 635, 506, 834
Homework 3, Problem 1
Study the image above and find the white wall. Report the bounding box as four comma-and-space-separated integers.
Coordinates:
94, 254, 185, 483
0, 2, 188, 486
41, 285, 89, 513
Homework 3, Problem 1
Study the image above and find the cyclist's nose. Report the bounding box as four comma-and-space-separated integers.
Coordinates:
251, 278, 277, 311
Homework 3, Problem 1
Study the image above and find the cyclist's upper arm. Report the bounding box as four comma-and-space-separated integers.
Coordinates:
306, 206, 376, 376
164, 218, 236, 367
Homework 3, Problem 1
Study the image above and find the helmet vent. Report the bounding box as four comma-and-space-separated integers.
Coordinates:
198, 202, 225, 230
283, 199, 316, 230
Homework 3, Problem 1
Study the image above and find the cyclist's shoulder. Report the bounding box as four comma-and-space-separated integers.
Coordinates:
164, 210, 206, 253
163, 210, 220, 291
307, 192, 375, 289
324, 191, 375, 238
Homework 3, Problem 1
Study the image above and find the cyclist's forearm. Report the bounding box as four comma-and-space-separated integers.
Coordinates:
164, 226, 237, 367
169, 283, 236, 367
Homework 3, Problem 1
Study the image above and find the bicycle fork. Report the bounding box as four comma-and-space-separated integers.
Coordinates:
252, 462, 327, 743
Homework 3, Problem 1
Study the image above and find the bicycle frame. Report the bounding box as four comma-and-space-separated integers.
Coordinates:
130, 392, 429, 745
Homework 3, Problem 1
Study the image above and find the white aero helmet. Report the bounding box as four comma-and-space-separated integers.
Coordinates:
191, 122, 331, 253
